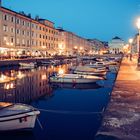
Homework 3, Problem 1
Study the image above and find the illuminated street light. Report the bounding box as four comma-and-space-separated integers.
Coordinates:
136, 18, 140, 32
129, 38, 133, 61
129, 38, 133, 44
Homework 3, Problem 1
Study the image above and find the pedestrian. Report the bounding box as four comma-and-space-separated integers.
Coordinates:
130, 54, 132, 61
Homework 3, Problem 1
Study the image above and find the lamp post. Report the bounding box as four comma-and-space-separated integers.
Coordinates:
129, 38, 133, 61
136, 18, 140, 66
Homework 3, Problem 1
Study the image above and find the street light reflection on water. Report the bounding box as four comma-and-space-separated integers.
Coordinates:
0, 62, 117, 140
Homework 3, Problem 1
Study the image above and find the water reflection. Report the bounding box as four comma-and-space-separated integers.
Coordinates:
0, 61, 117, 140
50, 83, 102, 90
0, 64, 71, 103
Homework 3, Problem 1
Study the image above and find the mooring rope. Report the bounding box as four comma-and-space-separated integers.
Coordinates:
36, 108, 105, 115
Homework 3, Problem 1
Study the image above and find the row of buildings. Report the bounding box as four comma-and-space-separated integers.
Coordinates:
0, 2, 106, 59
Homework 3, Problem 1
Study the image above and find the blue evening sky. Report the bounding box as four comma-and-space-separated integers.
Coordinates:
2, 0, 140, 41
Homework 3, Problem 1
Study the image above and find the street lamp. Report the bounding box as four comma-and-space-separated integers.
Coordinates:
129, 38, 133, 60
136, 18, 140, 66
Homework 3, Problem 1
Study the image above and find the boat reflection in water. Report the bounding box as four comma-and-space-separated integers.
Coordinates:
50, 82, 102, 90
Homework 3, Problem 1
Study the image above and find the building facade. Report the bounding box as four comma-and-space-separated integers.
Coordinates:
108, 36, 125, 54
87, 39, 108, 54
57, 28, 93, 56
0, 6, 59, 58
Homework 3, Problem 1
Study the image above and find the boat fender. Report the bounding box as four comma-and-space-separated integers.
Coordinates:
19, 117, 27, 123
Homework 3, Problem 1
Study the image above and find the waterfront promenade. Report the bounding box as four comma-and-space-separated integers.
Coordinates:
95, 57, 140, 140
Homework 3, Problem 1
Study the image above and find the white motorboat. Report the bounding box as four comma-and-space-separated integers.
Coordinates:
0, 102, 40, 131
74, 66, 107, 73
19, 62, 36, 68
49, 74, 104, 83
85, 64, 107, 70
73, 70, 107, 76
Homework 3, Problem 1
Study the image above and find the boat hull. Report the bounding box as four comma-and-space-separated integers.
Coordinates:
50, 77, 100, 83
0, 111, 39, 131
73, 70, 106, 76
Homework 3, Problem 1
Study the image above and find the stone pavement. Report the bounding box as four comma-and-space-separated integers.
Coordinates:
95, 57, 140, 140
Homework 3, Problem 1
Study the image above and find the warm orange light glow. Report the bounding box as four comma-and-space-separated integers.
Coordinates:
4, 82, 15, 90
41, 74, 47, 80
58, 69, 64, 75
17, 71, 25, 79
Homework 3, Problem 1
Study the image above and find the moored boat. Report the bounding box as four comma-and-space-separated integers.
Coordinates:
49, 74, 104, 83
19, 62, 37, 68
73, 70, 107, 76
0, 102, 40, 131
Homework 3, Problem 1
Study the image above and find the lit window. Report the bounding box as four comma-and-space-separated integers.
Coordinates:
16, 38, 20, 45
3, 36, 8, 42
22, 39, 25, 45
3, 25, 8, 32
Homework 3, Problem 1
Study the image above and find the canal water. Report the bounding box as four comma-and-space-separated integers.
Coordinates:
0, 61, 117, 140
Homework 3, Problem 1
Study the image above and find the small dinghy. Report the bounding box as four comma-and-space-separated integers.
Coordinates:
0, 102, 40, 131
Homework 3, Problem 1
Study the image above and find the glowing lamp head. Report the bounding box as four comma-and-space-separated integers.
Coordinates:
129, 38, 133, 44
136, 18, 140, 30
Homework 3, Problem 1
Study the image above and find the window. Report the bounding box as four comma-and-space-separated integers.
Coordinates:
11, 27, 14, 33
27, 22, 30, 27
16, 29, 20, 34
16, 18, 20, 24
36, 25, 38, 30
32, 31, 34, 37
27, 40, 30, 46
10, 37, 14, 43
16, 38, 20, 45
4, 14, 8, 20
32, 23, 34, 28
22, 30, 25, 35
32, 40, 34, 45
11, 17, 14, 22
22, 39, 25, 45
36, 41, 38, 46
22, 21, 25, 26
3, 25, 8, 32
27, 31, 30, 36
3, 36, 8, 42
